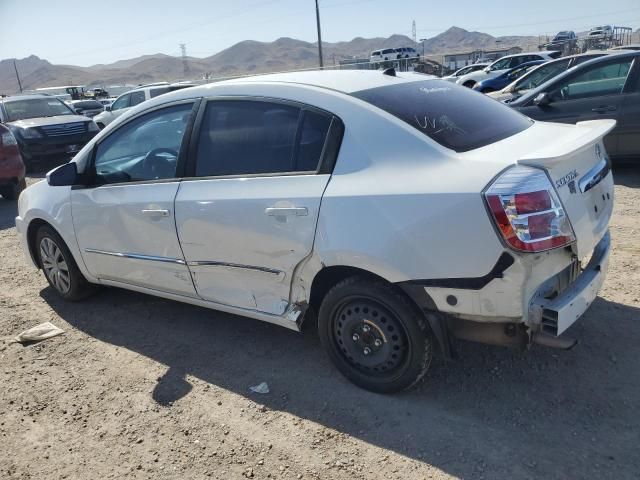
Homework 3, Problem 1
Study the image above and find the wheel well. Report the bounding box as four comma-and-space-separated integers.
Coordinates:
463, 80, 476, 88
309, 266, 386, 313
26, 218, 50, 268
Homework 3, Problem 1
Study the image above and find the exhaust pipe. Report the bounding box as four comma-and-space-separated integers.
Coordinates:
532, 332, 577, 350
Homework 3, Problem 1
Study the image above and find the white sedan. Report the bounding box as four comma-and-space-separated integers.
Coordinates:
16, 70, 614, 393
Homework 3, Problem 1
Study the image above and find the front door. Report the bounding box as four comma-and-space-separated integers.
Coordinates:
517, 56, 636, 157
175, 98, 340, 315
73, 101, 198, 297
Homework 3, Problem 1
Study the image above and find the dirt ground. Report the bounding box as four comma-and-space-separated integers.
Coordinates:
1, 167, 639, 480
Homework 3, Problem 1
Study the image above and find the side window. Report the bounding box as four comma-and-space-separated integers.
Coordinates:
195, 100, 332, 177
551, 59, 633, 101
93, 103, 193, 184
130, 90, 146, 106
111, 94, 130, 111
516, 60, 570, 92
150, 87, 170, 98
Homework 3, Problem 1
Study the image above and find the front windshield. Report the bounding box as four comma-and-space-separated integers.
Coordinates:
3, 97, 74, 121
490, 58, 510, 71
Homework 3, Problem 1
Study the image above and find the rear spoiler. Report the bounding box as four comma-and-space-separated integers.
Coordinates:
518, 119, 616, 168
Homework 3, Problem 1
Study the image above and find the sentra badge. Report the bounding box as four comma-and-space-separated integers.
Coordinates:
556, 170, 578, 189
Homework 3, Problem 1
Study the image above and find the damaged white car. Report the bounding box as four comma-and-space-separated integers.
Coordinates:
16, 70, 613, 393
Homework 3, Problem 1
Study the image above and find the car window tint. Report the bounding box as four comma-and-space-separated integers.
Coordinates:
150, 87, 170, 98
352, 80, 532, 152
111, 94, 130, 110
491, 57, 511, 70
195, 101, 333, 177
552, 59, 633, 100
93, 103, 193, 184
130, 90, 146, 106
516, 59, 570, 91
297, 110, 332, 171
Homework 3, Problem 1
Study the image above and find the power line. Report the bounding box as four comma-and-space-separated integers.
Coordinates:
414, 7, 640, 33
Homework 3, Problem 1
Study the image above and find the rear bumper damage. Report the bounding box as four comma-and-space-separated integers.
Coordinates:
398, 230, 611, 354
529, 230, 610, 336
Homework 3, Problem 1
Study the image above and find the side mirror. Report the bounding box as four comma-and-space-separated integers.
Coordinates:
105, 105, 112, 112
47, 162, 78, 187
483, 67, 490, 73
75, 108, 83, 115
534, 92, 552, 107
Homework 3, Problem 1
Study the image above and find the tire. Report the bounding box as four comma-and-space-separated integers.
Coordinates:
463, 80, 476, 88
36, 225, 93, 301
0, 179, 25, 200
318, 275, 432, 393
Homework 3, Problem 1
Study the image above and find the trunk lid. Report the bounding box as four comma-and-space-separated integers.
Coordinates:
517, 119, 615, 259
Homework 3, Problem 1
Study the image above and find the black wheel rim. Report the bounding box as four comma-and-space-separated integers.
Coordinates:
331, 296, 410, 378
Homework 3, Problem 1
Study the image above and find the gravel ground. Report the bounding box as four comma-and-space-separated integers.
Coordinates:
1, 168, 639, 480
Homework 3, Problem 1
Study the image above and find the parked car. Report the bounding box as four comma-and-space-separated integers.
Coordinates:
472, 60, 546, 93
547, 30, 577, 50
92, 82, 195, 129
370, 48, 397, 63
509, 51, 640, 162
68, 99, 105, 118
456, 51, 561, 88
16, 70, 614, 393
0, 124, 26, 200
0, 95, 99, 171
84, 88, 110, 99
395, 47, 420, 59
588, 25, 613, 40
487, 52, 608, 102
440, 63, 490, 83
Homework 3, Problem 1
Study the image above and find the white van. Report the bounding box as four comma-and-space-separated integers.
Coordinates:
370, 48, 397, 63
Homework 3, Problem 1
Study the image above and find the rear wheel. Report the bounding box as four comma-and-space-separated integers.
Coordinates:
318, 276, 432, 393
36, 225, 93, 301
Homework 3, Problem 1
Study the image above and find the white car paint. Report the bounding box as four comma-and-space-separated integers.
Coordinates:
16, 70, 613, 343
456, 52, 558, 87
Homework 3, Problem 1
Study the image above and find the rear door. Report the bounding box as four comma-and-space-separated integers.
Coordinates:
175, 98, 342, 315
516, 56, 636, 156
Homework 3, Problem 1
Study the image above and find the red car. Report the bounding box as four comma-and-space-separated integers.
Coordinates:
0, 123, 26, 200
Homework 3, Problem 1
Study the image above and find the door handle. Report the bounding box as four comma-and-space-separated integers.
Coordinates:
591, 105, 616, 113
142, 209, 170, 217
265, 207, 308, 217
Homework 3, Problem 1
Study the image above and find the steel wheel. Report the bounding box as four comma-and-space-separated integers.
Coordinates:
332, 296, 410, 378
40, 237, 71, 294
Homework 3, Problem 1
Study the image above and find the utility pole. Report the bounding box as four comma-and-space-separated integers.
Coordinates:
13, 59, 23, 93
179, 43, 190, 78
412, 20, 417, 44
315, 0, 324, 69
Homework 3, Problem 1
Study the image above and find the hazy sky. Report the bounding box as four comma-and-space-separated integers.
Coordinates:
1, 0, 639, 66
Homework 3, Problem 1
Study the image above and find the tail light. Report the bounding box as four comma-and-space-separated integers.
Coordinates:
484, 165, 575, 252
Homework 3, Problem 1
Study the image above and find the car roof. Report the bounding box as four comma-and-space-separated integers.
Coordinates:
220, 70, 435, 94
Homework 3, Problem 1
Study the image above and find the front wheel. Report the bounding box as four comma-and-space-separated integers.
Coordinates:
36, 225, 94, 301
318, 276, 432, 393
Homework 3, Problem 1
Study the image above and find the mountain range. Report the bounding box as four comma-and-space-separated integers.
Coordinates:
1, 26, 634, 94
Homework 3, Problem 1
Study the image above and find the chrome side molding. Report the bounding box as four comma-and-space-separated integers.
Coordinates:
84, 248, 186, 265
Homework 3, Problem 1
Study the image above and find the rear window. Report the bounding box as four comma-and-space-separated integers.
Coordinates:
351, 80, 532, 152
